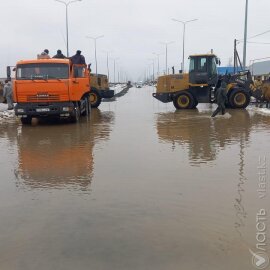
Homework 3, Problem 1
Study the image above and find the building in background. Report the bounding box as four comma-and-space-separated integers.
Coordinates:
217, 66, 241, 75
249, 60, 270, 80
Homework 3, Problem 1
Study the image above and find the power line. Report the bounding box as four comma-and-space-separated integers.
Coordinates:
248, 29, 270, 40
238, 29, 270, 42
247, 41, 270, 45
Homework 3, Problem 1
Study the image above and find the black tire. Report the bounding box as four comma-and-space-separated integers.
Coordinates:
228, 89, 250, 109
173, 91, 195, 109
20, 116, 32, 125
89, 89, 102, 108
70, 103, 80, 123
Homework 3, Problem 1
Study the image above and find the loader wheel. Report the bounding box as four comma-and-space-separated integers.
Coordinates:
173, 91, 194, 109
229, 89, 250, 109
89, 89, 102, 108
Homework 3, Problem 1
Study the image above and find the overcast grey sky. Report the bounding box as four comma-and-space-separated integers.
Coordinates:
0, 0, 269, 81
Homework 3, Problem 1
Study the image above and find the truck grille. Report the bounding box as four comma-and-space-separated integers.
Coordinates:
27, 94, 60, 102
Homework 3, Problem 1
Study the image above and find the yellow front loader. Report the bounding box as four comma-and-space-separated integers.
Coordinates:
153, 54, 270, 109
90, 74, 114, 108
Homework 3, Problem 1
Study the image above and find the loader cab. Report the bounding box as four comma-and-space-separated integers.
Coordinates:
189, 54, 219, 86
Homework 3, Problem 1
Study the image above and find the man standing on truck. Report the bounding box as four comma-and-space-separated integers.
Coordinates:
70, 50, 86, 65
211, 81, 228, 117
38, 49, 50, 59
53, 50, 66, 59
3, 80, 13, 110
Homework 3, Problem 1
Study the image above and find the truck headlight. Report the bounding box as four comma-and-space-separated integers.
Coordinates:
17, 109, 25, 113
62, 107, 70, 112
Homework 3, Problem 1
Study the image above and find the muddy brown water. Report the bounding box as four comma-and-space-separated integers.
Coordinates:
0, 87, 269, 270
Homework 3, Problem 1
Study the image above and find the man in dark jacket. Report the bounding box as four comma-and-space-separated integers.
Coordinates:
211, 81, 228, 117
70, 50, 86, 65
53, 50, 66, 59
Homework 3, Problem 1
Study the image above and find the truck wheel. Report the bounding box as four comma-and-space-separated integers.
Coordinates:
89, 89, 102, 108
70, 103, 80, 123
21, 116, 32, 125
229, 89, 250, 109
173, 91, 195, 109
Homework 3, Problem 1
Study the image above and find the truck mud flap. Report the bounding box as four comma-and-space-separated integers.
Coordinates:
152, 93, 172, 103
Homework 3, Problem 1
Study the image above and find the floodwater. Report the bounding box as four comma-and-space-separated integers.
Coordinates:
0, 86, 270, 270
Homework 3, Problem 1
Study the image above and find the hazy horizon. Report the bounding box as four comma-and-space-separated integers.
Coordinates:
0, 0, 269, 81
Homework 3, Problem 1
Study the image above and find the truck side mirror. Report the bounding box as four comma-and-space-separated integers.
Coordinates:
7, 66, 11, 78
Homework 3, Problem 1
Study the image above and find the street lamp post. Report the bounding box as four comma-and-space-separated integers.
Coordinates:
172, 18, 198, 72
103, 50, 113, 82
55, 0, 82, 57
160, 41, 174, 75
86, 35, 104, 75
153, 52, 162, 77
112, 58, 119, 84
148, 59, 155, 82
243, 0, 249, 69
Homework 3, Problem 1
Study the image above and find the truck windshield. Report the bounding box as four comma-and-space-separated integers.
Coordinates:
16, 63, 69, 80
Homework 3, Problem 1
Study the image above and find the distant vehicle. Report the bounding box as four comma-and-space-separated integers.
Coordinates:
136, 81, 143, 88
90, 74, 114, 108
9, 58, 91, 124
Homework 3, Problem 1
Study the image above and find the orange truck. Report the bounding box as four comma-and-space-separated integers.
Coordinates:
8, 58, 91, 124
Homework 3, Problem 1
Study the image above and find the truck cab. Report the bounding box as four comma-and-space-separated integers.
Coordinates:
189, 54, 219, 86
13, 58, 91, 124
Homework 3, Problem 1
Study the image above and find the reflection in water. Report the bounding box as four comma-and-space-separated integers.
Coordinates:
0, 119, 19, 145
156, 109, 270, 166
156, 109, 270, 244
16, 109, 114, 191
234, 137, 247, 238
0, 87, 269, 269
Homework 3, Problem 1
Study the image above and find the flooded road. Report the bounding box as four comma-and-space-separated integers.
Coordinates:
0, 86, 270, 270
